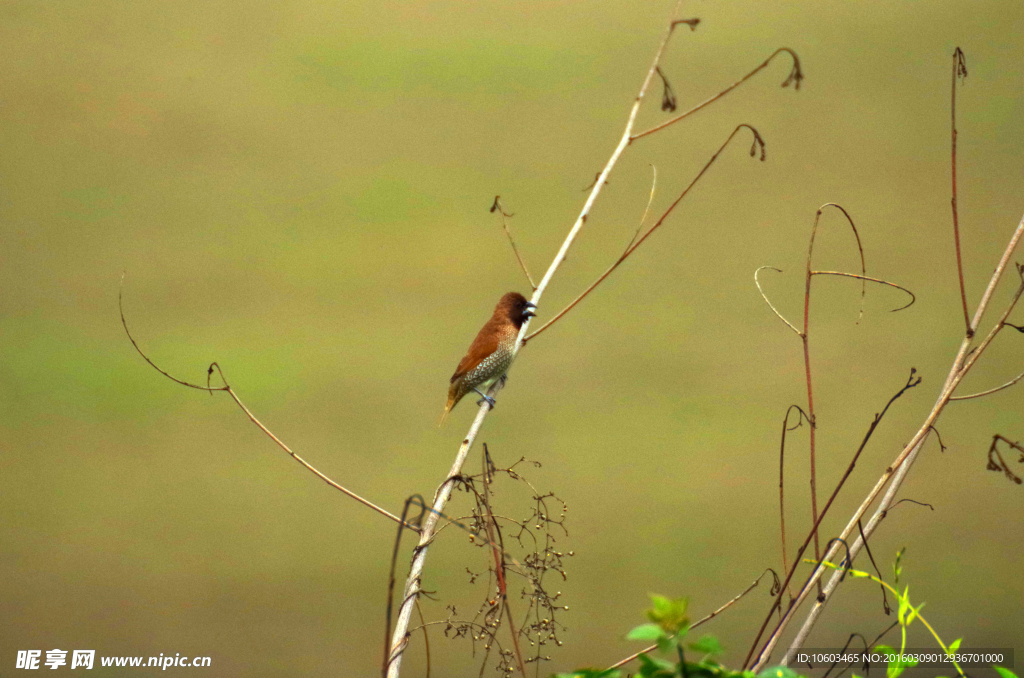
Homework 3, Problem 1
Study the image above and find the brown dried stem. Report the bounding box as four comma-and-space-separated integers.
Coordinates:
987, 435, 1024, 485
491, 197, 536, 290
119, 277, 413, 531
757, 212, 1024, 670
632, 47, 802, 141
951, 47, 971, 334
802, 204, 868, 597
746, 368, 922, 669
480, 446, 527, 677
525, 124, 766, 343
759, 261, 913, 607
779, 405, 810, 600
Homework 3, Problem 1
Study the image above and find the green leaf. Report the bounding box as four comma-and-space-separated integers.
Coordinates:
946, 638, 961, 656
994, 667, 1020, 678
627, 623, 666, 642
649, 594, 672, 613
897, 586, 909, 625
688, 634, 724, 657
849, 569, 870, 578
645, 594, 690, 634
553, 671, 621, 678
637, 652, 675, 678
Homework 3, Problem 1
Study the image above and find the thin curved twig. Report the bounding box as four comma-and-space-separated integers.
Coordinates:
807, 204, 868, 322
810, 271, 916, 312
854, 520, 891, 615
755, 266, 800, 335
491, 197, 536, 290
632, 48, 802, 140
779, 405, 810, 597
525, 124, 766, 343
950, 368, 1024, 401
887, 498, 936, 514
626, 164, 659, 252
119, 276, 412, 530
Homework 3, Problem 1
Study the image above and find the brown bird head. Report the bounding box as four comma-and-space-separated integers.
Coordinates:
497, 292, 536, 329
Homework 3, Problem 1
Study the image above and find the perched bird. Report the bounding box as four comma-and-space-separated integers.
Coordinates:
440, 292, 536, 425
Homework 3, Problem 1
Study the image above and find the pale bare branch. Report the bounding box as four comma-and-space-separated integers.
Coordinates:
386, 3, 702, 674
755, 266, 800, 335
949, 369, 1024, 401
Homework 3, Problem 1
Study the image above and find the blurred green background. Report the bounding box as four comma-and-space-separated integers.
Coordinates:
2, 0, 1023, 675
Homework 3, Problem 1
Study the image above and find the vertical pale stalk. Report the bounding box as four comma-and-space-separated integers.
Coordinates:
384, 4, 685, 676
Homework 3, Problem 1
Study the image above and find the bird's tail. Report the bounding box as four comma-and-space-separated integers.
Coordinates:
438, 398, 455, 427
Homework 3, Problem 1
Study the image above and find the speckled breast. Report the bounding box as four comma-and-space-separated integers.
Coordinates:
464, 333, 517, 390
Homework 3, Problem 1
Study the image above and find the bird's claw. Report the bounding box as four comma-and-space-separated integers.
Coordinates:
472, 388, 496, 410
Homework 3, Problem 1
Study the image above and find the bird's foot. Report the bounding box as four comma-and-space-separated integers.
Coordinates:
472, 388, 496, 410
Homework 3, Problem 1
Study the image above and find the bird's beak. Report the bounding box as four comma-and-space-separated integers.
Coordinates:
524, 302, 536, 319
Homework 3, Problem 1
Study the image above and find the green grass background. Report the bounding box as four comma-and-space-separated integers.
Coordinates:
2, 0, 1023, 675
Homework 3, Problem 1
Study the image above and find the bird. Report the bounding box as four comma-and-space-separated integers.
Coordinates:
440, 292, 536, 426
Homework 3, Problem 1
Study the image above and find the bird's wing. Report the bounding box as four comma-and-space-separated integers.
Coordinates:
450, 319, 501, 383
